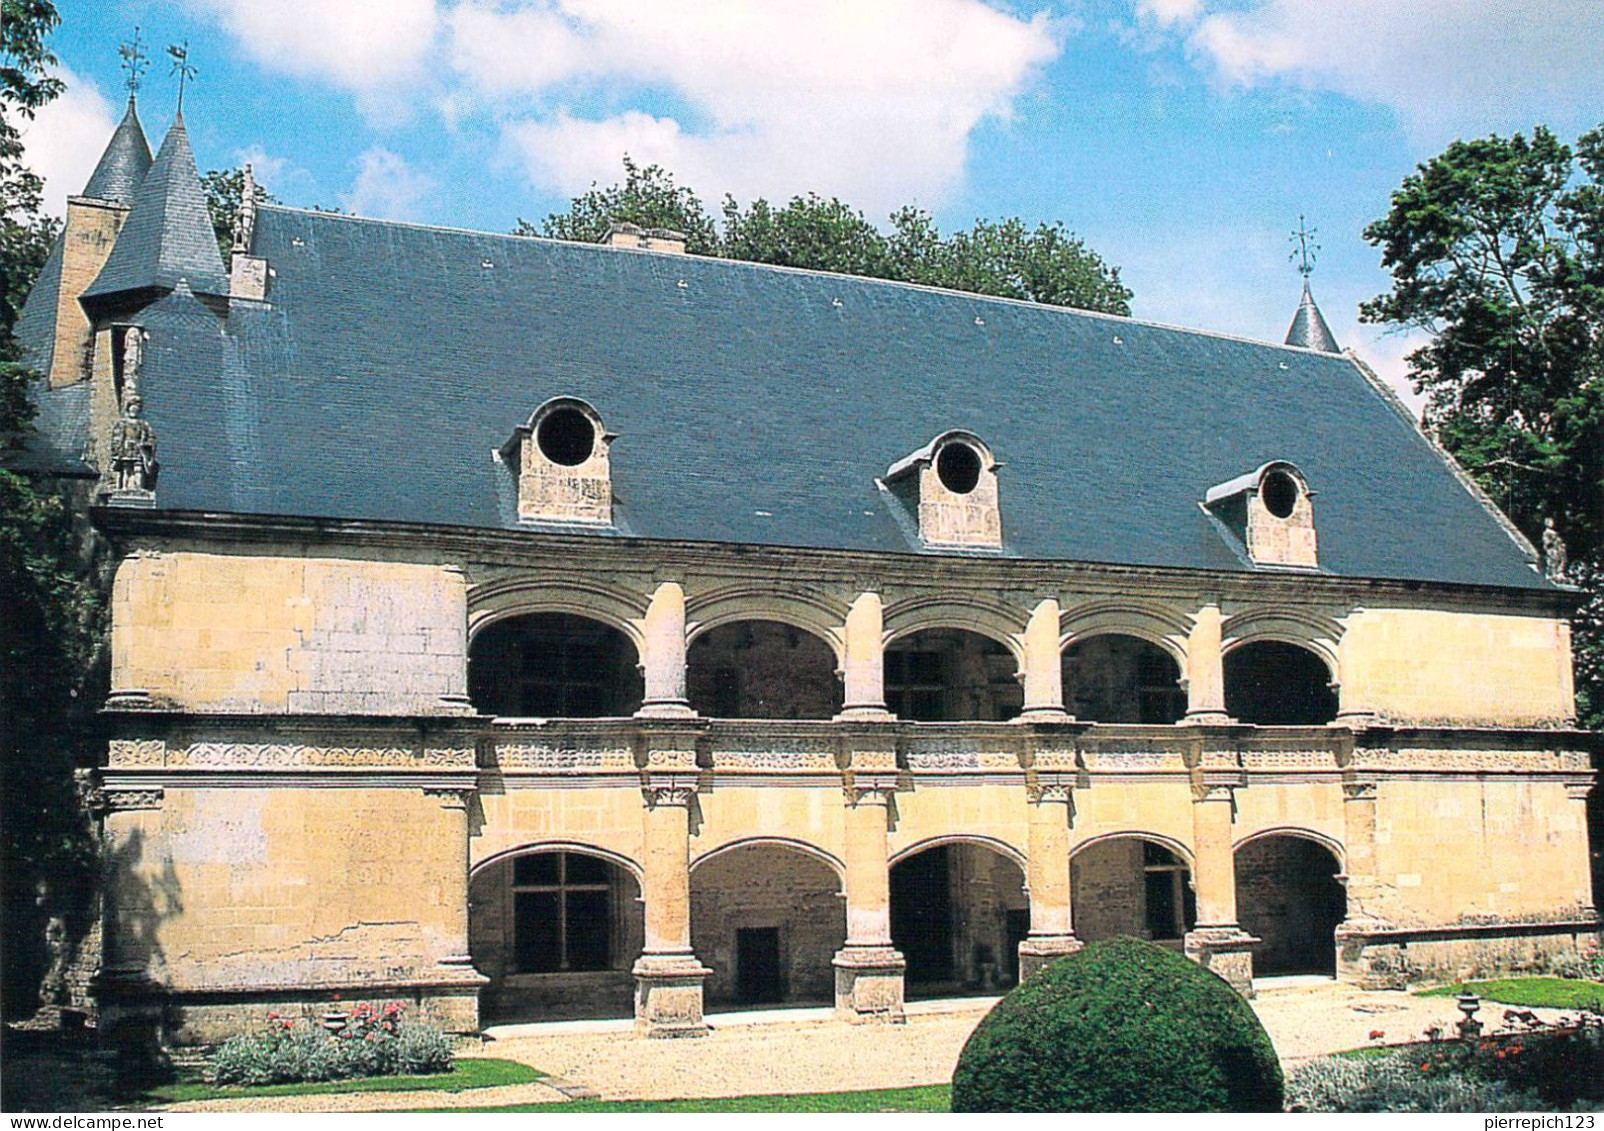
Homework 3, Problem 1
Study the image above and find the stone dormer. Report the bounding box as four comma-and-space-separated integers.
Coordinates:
885, 430, 1002, 548
1205, 460, 1317, 569
502, 397, 614, 524
602, 222, 687, 254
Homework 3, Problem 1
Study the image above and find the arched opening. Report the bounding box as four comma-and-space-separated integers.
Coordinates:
690, 844, 845, 1007
1062, 634, 1186, 723
890, 842, 1029, 995
884, 629, 1022, 721
469, 613, 643, 717
469, 848, 643, 1023
1071, 837, 1196, 945
1224, 640, 1337, 725
1235, 835, 1345, 976
686, 621, 842, 719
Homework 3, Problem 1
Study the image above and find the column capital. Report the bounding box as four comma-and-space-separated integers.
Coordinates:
1342, 779, 1379, 802
423, 785, 474, 810
1190, 781, 1237, 805
642, 779, 698, 808
1566, 780, 1594, 802
1026, 777, 1074, 805
843, 778, 898, 807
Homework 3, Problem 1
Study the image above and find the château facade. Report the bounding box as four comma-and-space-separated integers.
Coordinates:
15, 98, 1595, 1044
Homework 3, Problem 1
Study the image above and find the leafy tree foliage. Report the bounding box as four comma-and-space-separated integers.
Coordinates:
201, 167, 277, 260
522, 158, 1132, 316
1, 0, 104, 1021
1363, 124, 1604, 728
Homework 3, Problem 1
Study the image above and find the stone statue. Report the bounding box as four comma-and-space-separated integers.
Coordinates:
232, 164, 257, 254
120, 326, 144, 396
110, 396, 158, 494
1542, 518, 1568, 582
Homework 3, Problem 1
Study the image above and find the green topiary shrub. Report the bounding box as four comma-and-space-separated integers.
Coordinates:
950, 937, 1283, 1112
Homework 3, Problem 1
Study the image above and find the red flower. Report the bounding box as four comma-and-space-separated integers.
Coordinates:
1369, 1030, 1386, 1041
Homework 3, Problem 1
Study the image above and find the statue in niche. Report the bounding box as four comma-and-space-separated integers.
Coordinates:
120, 326, 145, 400
110, 395, 158, 493
1542, 518, 1568, 582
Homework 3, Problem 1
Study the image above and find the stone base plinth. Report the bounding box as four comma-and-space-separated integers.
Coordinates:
832, 946, 906, 1023
633, 953, 712, 1038
1335, 915, 1601, 990
1017, 934, 1081, 980
1184, 926, 1260, 996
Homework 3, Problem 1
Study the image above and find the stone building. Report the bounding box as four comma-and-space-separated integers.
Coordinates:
15, 101, 1596, 1043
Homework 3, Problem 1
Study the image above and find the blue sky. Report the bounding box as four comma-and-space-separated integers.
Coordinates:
23, 1, 1604, 408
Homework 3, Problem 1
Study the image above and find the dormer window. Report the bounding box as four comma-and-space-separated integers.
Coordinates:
502, 397, 614, 524
1204, 460, 1317, 569
885, 430, 1002, 548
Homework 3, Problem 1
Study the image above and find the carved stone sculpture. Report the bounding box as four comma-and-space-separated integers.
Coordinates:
1543, 518, 1568, 582
109, 396, 158, 494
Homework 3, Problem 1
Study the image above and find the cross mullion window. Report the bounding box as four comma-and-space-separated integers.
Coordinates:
512, 853, 613, 972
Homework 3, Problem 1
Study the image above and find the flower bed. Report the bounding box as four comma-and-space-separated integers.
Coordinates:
210, 1002, 454, 1086
1289, 1014, 1604, 1112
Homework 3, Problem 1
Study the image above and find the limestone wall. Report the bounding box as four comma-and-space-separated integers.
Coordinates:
1339, 608, 1575, 726
110, 551, 468, 714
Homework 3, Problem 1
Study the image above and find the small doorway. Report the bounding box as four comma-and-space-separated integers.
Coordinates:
735, 927, 783, 1004
1004, 908, 1030, 983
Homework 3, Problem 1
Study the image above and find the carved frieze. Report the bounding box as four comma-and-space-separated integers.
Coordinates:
488, 739, 633, 771
109, 738, 474, 770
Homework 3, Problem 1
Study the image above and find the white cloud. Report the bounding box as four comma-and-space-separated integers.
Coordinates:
1138, 1, 1604, 141
19, 67, 121, 217
186, 0, 439, 90
452, 0, 1063, 214
339, 146, 433, 219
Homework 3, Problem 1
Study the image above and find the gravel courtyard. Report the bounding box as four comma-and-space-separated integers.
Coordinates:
167, 979, 1565, 1112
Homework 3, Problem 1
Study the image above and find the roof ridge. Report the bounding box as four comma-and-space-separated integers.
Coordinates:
257, 203, 1351, 358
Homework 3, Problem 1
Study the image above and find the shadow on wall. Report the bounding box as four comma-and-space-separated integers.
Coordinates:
99, 827, 182, 1053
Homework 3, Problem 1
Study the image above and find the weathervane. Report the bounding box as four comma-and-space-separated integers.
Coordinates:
1289, 214, 1319, 279
118, 27, 148, 101
168, 40, 197, 112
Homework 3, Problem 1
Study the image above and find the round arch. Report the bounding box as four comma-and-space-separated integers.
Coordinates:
1058, 599, 1191, 666
470, 841, 644, 883
1069, 830, 1195, 869
469, 578, 648, 652
882, 595, 1028, 664
1221, 608, 1342, 681
890, 834, 1028, 872
691, 837, 846, 886
686, 585, 849, 662
1234, 826, 1346, 871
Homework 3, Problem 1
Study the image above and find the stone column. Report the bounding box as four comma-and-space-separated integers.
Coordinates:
1183, 781, 1258, 994
425, 785, 489, 1033
1019, 598, 1070, 721
1333, 777, 1396, 987
1183, 603, 1232, 724
833, 747, 905, 1021
1566, 781, 1600, 919
93, 785, 168, 1051
633, 774, 711, 1037
1018, 777, 1079, 977
637, 581, 695, 718
837, 591, 893, 720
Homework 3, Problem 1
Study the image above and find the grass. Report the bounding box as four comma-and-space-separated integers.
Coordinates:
417, 1084, 952, 1113
1418, 977, 1604, 1010
144, 1056, 542, 1103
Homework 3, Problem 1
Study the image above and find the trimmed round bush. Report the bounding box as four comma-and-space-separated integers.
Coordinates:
951, 937, 1284, 1112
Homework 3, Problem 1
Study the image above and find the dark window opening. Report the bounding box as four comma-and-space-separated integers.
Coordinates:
936, 443, 982, 494
536, 407, 596, 466
1235, 836, 1345, 975
512, 852, 615, 973
1142, 842, 1196, 941
687, 621, 841, 718
1063, 634, 1186, 724
885, 629, 1021, 722
1261, 470, 1299, 518
469, 613, 642, 717
1224, 640, 1337, 725
735, 927, 784, 1004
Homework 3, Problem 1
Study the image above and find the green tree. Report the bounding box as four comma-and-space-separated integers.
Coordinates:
524, 157, 1132, 316
1, 0, 105, 1022
520, 156, 718, 254
201, 167, 276, 260
1362, 123, 1604, 728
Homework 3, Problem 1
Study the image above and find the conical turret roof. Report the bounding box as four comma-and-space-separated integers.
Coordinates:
82, 111, 227, 303
1285, 279, 1340, 353
81, 97, 152, 203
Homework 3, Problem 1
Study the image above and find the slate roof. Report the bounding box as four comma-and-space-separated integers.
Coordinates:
80, 98, 152, 204
82, 112, 226, 303
77, 203, 1545, 591
1286, 280, 1341, 353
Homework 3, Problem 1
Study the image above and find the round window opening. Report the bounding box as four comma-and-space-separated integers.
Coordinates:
936, 442, 983, 495
1261, 470, 1299, 518
537, 407, 596, 466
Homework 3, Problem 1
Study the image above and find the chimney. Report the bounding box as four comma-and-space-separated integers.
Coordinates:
601, 221, 687, 255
